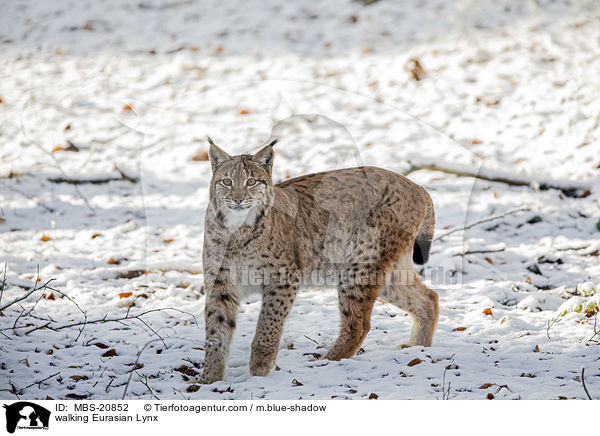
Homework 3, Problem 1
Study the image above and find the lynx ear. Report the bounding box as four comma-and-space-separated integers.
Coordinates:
207, 136, 231, 172
253, 139, 277, 173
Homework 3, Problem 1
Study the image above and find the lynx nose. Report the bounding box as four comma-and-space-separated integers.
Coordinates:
232, 198, 243, 205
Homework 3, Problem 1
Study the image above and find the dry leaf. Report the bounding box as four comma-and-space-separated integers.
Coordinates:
45, 292, 55, 300
292, 378, 303, 386
191, 150, 209, 161
239, 109, 249, 115
118, 292, 133, 299
486, 393, 494, 400
368, 393, 378, 399
187, 384, 200, 392
92, 342, 109, 349
122, 104, 132, 111
483, 308, 493, 316
119, 270, 144, 279
453, 327, 467, 331
408, 358, 423, 367
91, 233, 102, 239
163, 238, 174, 243
485, 257, 494, 264
215, 45, 224, 53
40, 235, 51, 241
70, 375, 89, 382
479, 383, 493, 389
405, 58, 425, 80
65, 393, 88, 399
102, 349, 118, 357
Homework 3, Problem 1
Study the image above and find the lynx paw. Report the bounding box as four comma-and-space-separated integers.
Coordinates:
249, 361, 272, 377
190, 370, 222, 385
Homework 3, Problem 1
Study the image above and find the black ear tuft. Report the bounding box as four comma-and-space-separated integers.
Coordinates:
207, 136, 231, 172
253, 144, 275, 173
267, 139, 279, 147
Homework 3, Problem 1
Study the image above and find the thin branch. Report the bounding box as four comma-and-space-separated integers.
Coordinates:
435, 207, 531, 242
581, 368, 593, 400
6, 186, 56, 213
0, 274, 54, 312
137, 372, 161, 400
18, 307, 198, 336
0, 262, 7, 307
24, 372, 61, 390
121, 337, 165, 400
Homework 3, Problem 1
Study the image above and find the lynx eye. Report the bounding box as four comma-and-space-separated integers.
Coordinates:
221, 178, 233, 187
246, 178, 258, 187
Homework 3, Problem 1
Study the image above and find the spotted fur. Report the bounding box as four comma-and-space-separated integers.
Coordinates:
197, 139, 438, 384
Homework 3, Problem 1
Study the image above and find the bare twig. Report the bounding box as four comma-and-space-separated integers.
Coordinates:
0, 262, 7, 307
581, 368, 593, 400
435, 207, 531, 242
17, 307, 198, 337
588, 313, 599, 343
546, 313, 562, 340
121, 337, 165, 400
304, 335, 319, 345
137, 372, 161, 400
440, 354, 456, 400
24, 372, 61, 390
0, 272, 54, 312
7, 186, 56, 213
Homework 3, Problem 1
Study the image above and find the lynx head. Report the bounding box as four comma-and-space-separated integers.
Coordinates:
207, 136, 278, 228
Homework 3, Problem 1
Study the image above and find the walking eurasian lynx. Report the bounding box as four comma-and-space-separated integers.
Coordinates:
197, 137, 438, 384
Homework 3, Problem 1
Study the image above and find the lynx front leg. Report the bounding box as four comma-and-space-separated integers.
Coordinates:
198, 276, 239, 384
250, 283, 298, 376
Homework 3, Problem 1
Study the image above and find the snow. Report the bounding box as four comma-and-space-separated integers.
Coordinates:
1, 0, 599, 400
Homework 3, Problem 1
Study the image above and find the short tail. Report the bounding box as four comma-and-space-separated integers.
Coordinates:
413, 195, 435, 265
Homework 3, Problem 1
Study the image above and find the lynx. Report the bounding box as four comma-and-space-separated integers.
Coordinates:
197, 137, 438, 384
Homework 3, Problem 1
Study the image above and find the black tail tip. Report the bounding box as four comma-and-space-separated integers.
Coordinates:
413, 238, 431, 265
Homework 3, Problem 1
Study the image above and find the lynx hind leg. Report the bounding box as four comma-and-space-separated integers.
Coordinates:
380, 254, 439, 348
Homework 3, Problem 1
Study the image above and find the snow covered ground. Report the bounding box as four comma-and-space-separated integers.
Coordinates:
1, 0, 599, 400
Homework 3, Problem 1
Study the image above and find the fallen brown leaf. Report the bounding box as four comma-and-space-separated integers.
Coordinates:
408, 358, 423, 367
483, 308, 493, 316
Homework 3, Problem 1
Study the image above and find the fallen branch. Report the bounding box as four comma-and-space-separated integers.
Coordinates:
454, 248, 506, 257
406, 160, 591, 198
48, 166, 138, 185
